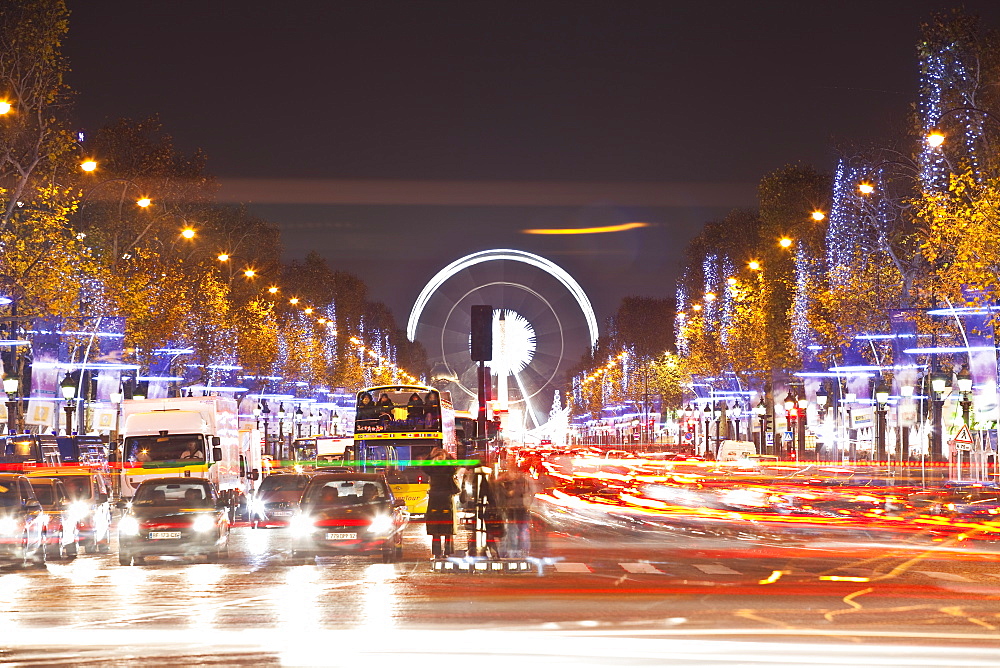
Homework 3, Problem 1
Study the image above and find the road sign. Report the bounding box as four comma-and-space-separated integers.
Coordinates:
782, 431, 793, 442
953, 424, 974, 446
765, 432, 774, 447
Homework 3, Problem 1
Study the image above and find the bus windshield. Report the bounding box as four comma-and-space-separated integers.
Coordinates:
355, 388, 442, 433
125, 435, 206, 463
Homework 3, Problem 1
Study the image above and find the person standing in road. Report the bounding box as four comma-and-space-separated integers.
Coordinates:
423, 447, 459, 557
497, 468, 536, 557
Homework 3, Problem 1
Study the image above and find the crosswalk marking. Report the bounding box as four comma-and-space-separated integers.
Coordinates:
916, 570, 972, 582
621, 562, 663, 574
553, 562, 592, 573
693, 564, 739, 575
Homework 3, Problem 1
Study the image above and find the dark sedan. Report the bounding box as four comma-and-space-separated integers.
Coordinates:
249, 473, 311, 528
117, 478, 230, 565
291, 473, 407, 563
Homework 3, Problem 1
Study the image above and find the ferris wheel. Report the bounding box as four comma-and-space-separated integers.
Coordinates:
407, 249, 598, 429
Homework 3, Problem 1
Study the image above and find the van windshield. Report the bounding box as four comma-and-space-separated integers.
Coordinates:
125, 435, 206, 463
57, 476, 93, 501
0, 483, 18, 507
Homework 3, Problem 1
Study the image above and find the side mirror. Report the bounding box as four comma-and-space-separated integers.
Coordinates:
98, 493, 108, 504
24, 499, 42, 510
393, 498, 407, 507
212, 446, 223, 462
239, 456, 247, 478
212, 436, 221, 447
250, 469, 260, 481
216, 499, 227, 510
116, 499, 129, 510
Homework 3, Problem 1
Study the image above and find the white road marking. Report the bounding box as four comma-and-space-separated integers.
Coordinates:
916, 571, 972, 582
692, 564, 739, 575
620, 562, 663, 574
553, 562, 592, 573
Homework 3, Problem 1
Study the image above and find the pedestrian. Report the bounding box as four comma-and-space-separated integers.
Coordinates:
496, 468, 536, 557
423, 447, 459, 557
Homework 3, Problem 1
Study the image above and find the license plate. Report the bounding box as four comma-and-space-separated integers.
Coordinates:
325, 532, 357, 540
271, 511, 292, 517
148, 531, 181, 539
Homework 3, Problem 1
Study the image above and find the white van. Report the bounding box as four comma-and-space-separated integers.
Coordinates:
716, 440, 757, 463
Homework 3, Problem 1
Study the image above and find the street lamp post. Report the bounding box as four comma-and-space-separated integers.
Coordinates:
957, 363, 973, 429
730, 401, 742, 441
930, 367, 948, 463
754, 398, 767, 453
703, 402, 712, 458
783, 391, 796, 460
844, 391, 857, 462
277, 403, 287, 460
3, 372, 19, 434
797, 394, 808, 460
874, 381, 890, 463
261, 400, 271, 458
815, 385, 828, 459
61, 373, 77, 435
294, 405, 304, 439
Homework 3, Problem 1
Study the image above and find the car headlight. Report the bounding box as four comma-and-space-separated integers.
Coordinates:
368, 514, 393, 536
118, 516, 140, 536
250, 499, 267, 517
68, 502, 89, 523
289, 514, 315, 537
0, 517, 19, 535
192, 514, 216, 533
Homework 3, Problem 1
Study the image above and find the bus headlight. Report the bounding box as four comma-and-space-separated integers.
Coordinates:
118, 516, 140, 536
368, 514, 393, 536
192, 514, 216, 533
290, 514, 315, 537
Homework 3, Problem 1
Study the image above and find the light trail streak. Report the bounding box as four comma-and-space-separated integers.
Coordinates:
521, 222, 651, 235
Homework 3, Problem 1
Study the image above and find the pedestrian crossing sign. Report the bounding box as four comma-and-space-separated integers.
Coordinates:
953, 424, 974, 446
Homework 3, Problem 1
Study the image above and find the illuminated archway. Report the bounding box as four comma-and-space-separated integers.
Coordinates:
406, 249, 599, 346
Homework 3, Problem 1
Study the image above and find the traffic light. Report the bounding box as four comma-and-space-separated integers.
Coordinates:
470, 305, 492, 362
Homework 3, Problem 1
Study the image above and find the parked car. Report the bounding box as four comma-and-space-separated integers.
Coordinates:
290, 472, 407, 563
27, 467, 111, 554
0, 473, 47, 568
117, 477, 230, 565
27, 477, 78, 559
250, 473, 312, 528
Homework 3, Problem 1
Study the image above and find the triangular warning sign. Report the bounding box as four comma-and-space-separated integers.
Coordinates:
953, 423, 974, 445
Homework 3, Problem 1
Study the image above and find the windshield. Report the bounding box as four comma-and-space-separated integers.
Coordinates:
56, 476, 93, 501
133, 481, 214, 507
355, 389, 442, 433
258, 475, 310, 493
303, 479, 387, 506
0, 482, 18, 507
29, 482, 56, 506
125, 435, 206, 463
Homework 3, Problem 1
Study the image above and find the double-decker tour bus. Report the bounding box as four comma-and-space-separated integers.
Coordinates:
348, 384, 458, 516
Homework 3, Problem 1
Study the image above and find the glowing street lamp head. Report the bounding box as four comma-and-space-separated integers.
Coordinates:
726, 277, 737, 287
747, 260, 761, 271
217, 253, 230, 262
136, 197, 152, 208
268, 286, 279, 294
778, 237, 793, 249
80, 159, 97, 172
926, 131, 945, 148
704, 292, 716, 302
243, 268, 256, 278
304, 307, 314, 315
858, 182, 874, 195
289, 297, 299, 305
811, 210, 825, 221
0, 101, 11, 114
180, 228, 195, 239
692, 303, 702, 312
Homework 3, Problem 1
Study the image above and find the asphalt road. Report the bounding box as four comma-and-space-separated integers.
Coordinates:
3, 517, 1000, 666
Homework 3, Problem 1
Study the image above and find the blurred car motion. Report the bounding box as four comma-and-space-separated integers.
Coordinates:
117, 477, 230, 565
250, 473, 312, 528
27, 468, 111, 554
0, 473, 47, 568
27, 477, 78, 560
291, 472, 407, 563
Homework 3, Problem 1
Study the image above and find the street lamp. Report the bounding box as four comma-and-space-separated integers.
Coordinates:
61, 373, 77, 435
261, 400, 271, 457
816, 385, 828, 459
3, 372, 19, 434
277, 403, 287, 459
754, 398, 768, 453
874, 381, 890, 462
844, 391, 857, 462
783, 391, 796, 459
930, 367, 949, 462
730, 401, 742, 441
294, 405, 304, 438
956, 363, 973, 428
797, 394, 808, 460
253, 402, 262, 429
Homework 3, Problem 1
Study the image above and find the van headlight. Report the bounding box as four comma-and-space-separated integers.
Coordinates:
68, 502, 89, 523
118, 516, 140, 536
290, 514, 315, 537
250, 499, 267, 518
368, 514, 393, 536
192, 514, 216, 533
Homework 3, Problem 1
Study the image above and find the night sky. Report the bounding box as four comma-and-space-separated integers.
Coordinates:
64, 0, 1000, 327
